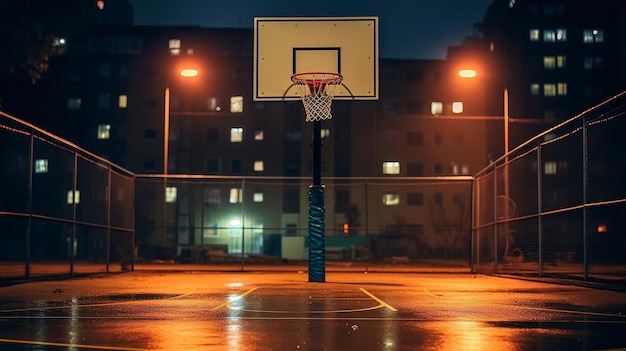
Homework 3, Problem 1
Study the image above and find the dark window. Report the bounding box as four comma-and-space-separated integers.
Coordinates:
206, 128, 219, 141
407, 132, 423, 145
206, 158, 220, 173
434, 193, 443, 205
406, 71, 423, 83
434, 132, 443, 145
434, 163, 443, 175
407, 192, 424, 206
283, 188, 300, 213
407, 163, 423, 176
144, 129, 157, 139
335, 190, 350, 213
231, 159, 241, 174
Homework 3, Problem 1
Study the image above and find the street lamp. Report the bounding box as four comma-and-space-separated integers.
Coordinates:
163, 68, 199, 246
459, 69, 511, 268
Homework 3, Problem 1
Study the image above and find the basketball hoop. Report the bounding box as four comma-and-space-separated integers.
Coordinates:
291, 72, 343, 122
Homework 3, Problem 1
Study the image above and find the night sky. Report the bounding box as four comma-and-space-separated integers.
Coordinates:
128, 0, 494, 59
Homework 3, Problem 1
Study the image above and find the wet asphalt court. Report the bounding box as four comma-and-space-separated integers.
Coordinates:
0, 270, 625, 350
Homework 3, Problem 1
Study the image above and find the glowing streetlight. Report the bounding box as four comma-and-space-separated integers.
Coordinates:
163, 68, 199, 245
460, 68, 511, 270
458, 69, 477, 78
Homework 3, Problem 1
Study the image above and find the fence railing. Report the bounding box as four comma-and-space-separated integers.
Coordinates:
134, 175, 474, 268
471, 91, 626, 282
3, 92, 626, 283
0, 111, 135, 281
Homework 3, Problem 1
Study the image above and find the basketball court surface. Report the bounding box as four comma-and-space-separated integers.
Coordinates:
0, 270, 625, 350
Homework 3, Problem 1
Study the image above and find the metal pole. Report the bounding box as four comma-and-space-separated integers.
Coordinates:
493, 162, 498, 274
163, 87, 170, 247
106, 165, 111, 273
470, 177, 476, 272
240, 178, 245, 271
582, 116, 589, 280
71, 151, 78, 278
308, 120, 325, 282
25, 131, 34, 279
537, 140, 543, 277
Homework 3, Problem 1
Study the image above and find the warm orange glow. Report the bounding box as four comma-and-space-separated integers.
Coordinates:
180, 69, 198, 77
597, 224, 607, 233
343, 223, 349, 234
459, 69, 477, 78
96, 0, 104, 10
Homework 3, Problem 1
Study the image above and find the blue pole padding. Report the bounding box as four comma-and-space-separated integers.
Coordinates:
308, 185, 325, 282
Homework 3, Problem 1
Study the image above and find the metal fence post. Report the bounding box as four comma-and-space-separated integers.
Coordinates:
25, 130, 34, 279
106, 165, 112, 273
582, 116, 589, 280
70, 150, 78, 278
537, 140, 543, 277
493, 164, 499, 274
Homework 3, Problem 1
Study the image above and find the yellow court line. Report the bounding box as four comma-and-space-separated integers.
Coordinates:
0, 338, 148, 351
210, 286, 259, 311
359, 288, 398, 312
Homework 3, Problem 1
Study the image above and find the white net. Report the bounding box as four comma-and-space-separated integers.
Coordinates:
291, 72, 343, 122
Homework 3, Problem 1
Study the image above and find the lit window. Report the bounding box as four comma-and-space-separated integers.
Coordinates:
230, 188, 243, 204
67, 190, 80, 204
254, 130, 264, 141
67, 98, 81, 110
529, 29, 539, 41
382, 161, 400, 175
557, 55, 566, 68
53, 37, 67, 47
556, 28, 567, 41
544, 84, 556, 96
254, 160, 264, 172
166, 187, 177, 203
169, 39, 181, 55
543, 29, 555, 42
544, 56, 556, 69
207, 97, 221, 112
320, 129, 330, 139
118, 95, 127, 108
35, 159, 48, 174
230, 127, 243, 142
254, 192, 264, 202
544, 161, 557, 175
230, 96, 244, 113
451, 102, 463, 114
383, 193, 400, 205
430, 101, 443, 115
557, 83, 567, 95
530, 83, 540, 95
583, 29, 604, 43
97, 125, 110, 139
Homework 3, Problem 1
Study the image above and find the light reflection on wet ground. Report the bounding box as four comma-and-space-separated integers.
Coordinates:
0, 272, 624, 350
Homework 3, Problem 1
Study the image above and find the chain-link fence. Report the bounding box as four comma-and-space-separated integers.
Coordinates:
472, 92, 626, 282
0, 111, 135, 281
3, 92, 625, 283
134, 175, 473, 268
